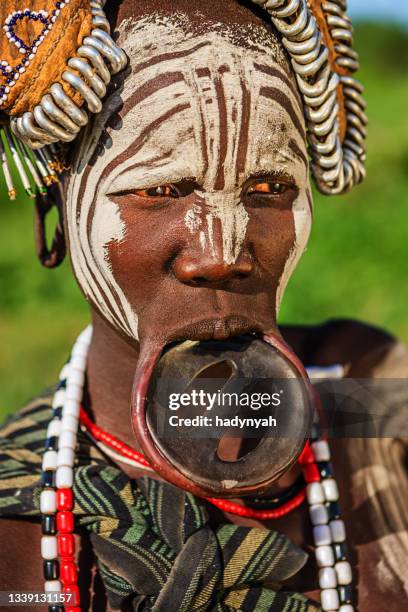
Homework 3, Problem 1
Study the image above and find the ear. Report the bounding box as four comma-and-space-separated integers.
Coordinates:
34, 181, 66, 269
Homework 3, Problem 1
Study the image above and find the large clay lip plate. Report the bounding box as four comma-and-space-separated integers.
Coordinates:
131, 332, 314, 498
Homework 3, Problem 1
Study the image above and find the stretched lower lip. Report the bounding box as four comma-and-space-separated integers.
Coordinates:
131, 331, 313, 499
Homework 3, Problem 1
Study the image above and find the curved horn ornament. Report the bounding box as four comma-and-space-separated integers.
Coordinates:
252, 0, 367, 195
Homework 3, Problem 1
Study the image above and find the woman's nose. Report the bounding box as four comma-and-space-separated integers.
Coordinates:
172, 203, 254, 286
173, 251, 254, 286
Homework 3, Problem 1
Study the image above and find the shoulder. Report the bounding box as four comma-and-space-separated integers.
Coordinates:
0, 392, 54, 445
0, 393, 106, 609
281, 320, 408, 606
0, 392, 54, 510
280, 318, 408, 377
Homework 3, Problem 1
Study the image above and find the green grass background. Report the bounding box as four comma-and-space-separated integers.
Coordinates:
1, 23, 407, 417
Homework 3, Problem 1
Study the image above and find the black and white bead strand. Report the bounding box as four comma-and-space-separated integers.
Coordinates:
40, 326, 92, 611
307, 436, 354, 612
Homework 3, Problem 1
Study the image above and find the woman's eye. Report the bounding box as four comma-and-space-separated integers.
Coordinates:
134, 184, 179, 198
247, 181, 290, 196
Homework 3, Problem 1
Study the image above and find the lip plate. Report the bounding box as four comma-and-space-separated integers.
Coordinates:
131, 332, 314, 499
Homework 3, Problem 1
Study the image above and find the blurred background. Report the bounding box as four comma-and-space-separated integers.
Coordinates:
1, 2, 408, 417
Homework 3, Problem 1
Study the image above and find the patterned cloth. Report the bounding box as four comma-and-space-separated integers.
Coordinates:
0, 395, 321, 612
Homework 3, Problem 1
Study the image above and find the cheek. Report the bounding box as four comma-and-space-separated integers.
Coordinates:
246, 193, 312, 311
276, 193, 312, 309
101, 203, 175, 307
90, 199, 126, 270
66, 192, 140, 340
248, 207, 298, 278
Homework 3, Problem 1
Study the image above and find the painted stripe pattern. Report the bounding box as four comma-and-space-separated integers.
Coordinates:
66, 15, 312, 340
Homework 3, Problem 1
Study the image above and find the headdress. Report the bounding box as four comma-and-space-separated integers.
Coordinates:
253, 0, 367, 194
0, 0, 126, 199
0, 0, 366, 200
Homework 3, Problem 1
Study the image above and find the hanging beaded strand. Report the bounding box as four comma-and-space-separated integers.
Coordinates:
40, 326, 92, 612
41, 327, 355, 611
0, 125, 60, 200
0, 130, 16, 198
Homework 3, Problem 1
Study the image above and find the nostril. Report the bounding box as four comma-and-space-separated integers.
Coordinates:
191, 276, 208, 285
172, 254, 254, 285
189, 270, 248, 286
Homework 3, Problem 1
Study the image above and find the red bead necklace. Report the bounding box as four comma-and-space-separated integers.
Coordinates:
42, 330, 352, 612
79, 407, 320, 521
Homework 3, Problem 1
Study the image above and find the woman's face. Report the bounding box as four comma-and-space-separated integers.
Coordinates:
65, 14, 312, 348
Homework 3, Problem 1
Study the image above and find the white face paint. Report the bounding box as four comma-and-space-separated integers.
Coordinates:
66, 13, 312, 340
276, 194, 312, 311
192, 194, 250, 265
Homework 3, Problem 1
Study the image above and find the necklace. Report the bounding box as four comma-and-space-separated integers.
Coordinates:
40, 327, 355, 612
79, 405, 307, 520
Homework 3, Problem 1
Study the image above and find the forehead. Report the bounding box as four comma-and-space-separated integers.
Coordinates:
77, 14, 306, 190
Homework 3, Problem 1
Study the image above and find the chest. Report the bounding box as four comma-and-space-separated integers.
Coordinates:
2, 439, 407, 611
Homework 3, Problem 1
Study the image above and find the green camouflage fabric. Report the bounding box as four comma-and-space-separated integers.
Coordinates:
0, 395, 321, 612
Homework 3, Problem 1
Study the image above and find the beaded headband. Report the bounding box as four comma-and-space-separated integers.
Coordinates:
0, 0, 365, 200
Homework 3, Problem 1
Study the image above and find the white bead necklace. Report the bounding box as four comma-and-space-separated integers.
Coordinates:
39, 327, 355, 611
